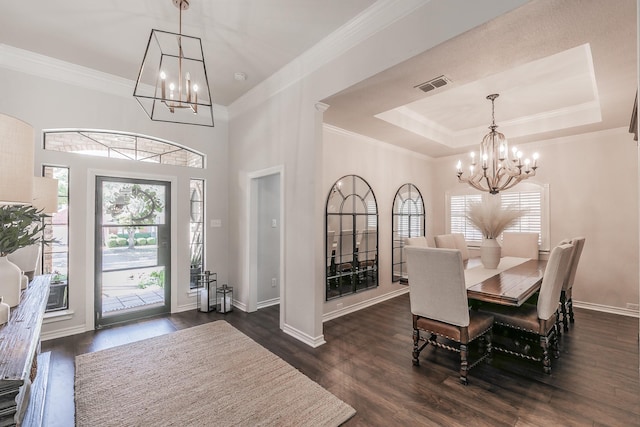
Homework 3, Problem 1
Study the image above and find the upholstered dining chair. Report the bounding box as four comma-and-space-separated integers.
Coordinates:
434, 234, 456, 249
406, 246, 494, 385
452, 233, 470, 261
480, 243, 573, 374
558, 237, 586, 331
501, 232, 539, 259
404, 236, 429, 247
335, 229, 355, 272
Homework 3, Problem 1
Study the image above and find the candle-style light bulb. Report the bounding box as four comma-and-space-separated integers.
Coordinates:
482, 153, 488, 168
160, 71, 166, 99
169, 82, 175, 100
456, 160, 462, 173
516, 151, 523, 166
192, 84, 198, 113
532, 152, 539, 167
470, 151, 476, 165
499, 144, 506, 160
524, 158, 531, 172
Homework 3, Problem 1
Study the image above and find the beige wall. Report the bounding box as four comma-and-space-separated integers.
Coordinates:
432, 127, 639, 312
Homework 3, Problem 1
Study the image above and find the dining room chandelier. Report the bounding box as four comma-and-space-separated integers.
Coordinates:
456, 94, 538, 194
133, 0, 214, 127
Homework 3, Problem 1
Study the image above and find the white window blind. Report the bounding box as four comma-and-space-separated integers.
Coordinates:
397, 199, 424, 238
450, 194, 482, 244
501, 191, 542, 244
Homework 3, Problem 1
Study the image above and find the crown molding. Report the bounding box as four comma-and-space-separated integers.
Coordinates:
228, 0, 429, 119
0, 44, 229, 121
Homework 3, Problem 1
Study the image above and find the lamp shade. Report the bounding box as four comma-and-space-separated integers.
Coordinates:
32, 176, 59, 214
0, 114, 34, 204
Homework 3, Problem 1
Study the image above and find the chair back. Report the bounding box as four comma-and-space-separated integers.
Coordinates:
452, 233, 470, 261
537, 243, 573, 320
561, 237, 585, 292
434, 234, 456, 249
502, 232, 539, 259
404, 236, 429, 247
358, 230, 377, 262
335, 229, 355, 266
326, 230, 335, 267
406, 247, 470, 327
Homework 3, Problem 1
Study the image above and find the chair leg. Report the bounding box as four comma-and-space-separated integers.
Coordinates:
568, 297, 575, 324
412, 329, 420, 366
560, 291, 569, 332
540, 334, 552, 374
485, 330, 493, 364
459, 343, 469, 385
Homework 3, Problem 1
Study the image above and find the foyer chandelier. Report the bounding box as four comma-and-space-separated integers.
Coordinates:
456, 94, 538, 194
133, 0, 214, 127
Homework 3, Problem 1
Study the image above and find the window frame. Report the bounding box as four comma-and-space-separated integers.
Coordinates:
446, 182, 550, 250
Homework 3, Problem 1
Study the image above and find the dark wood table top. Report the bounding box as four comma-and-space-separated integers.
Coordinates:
465, 258, 548, 306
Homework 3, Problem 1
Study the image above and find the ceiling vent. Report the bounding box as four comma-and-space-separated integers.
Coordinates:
415, 75, 451, 93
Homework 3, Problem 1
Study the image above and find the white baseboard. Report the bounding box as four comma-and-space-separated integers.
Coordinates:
257, 298, 280, 310
573, 300, 639, 318
41, 324, 87, 341
283, 322, 326, 348
322, 287, 410, 322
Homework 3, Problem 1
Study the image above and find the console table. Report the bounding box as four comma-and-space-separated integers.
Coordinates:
0, 275, 50, 426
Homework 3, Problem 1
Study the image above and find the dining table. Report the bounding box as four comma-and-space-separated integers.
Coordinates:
464, 256, 547, 306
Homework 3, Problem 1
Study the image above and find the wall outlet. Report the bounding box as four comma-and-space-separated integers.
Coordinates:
626, 303, 639, 311
271, 219, 277, 228
210, 219, 222, 228
271, 278, 277, 287
336, 302, 343, 309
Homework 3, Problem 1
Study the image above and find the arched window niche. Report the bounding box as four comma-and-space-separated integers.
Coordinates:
325, 175, 378, 300
392, 183, 425, 282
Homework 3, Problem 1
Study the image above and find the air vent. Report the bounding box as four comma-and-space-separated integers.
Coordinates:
414, 75, 451, 93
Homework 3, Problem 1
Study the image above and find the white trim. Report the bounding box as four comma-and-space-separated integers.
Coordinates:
323, 287, 409, 322
257, 298, 280, 310
282, 322, 326, 348
246, 165, 286, 330
573, 300, 640, 318
229, 0, 428, 118
41, 324, 87, 342
43, 309, 75, 323
0, 44, 229, 121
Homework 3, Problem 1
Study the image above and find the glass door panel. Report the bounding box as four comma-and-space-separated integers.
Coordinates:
95, 177, 171, 327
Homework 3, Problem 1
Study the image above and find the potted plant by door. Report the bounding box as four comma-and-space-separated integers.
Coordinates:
0, 205, 49, 307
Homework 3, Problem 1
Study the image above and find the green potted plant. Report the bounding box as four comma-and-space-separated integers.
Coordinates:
0, 205, 50, 306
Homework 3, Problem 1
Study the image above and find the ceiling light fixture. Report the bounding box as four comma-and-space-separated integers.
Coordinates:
133, 0, 214, 127
456, 94, 538, 194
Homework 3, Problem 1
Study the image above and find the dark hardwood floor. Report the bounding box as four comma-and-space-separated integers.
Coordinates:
41, 294, 639, 426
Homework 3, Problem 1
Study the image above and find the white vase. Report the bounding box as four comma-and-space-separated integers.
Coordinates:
0, 297, 9, 326
480, 238, 501, 269
0, 256, 22, 307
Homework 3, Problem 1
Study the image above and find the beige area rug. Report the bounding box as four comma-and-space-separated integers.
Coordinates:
75, 321, 355, 427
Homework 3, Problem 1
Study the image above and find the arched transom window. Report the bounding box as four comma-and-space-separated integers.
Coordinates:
44, 130, 204, 168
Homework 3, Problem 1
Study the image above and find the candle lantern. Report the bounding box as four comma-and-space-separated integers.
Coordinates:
196, 270, 217, 313
216, 284, 233, 314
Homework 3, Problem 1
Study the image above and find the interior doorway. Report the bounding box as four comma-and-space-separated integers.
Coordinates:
248, 167, 284, 327
94, 176, 171, 327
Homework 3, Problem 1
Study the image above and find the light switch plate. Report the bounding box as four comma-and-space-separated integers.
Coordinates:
210, 219, 222, 228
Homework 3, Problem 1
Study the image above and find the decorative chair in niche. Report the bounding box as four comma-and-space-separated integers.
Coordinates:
480, 243, 573, 374
406, 246, 494, 385
501, 232, 539, 259
558, 237, 586, 331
